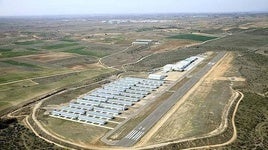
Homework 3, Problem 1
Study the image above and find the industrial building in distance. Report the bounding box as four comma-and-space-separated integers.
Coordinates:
50, 77, 164, 126
132, 39, 154, 46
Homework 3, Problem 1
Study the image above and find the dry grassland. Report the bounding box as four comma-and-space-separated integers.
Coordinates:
142, 52, 234, 145
20, 52, 76, 62
150, 40, 196, 53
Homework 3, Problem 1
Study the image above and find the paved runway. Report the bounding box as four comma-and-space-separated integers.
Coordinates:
116, 52, 226, 147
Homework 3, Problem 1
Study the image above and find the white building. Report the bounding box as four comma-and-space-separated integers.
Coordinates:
132, 41, 150, 45
136, 39, 153, 43
172, 60, 190, 71
162, 56, 199, 72
132, 39, 154, 46
148, 74, 166, 80
163, 64, 174, 73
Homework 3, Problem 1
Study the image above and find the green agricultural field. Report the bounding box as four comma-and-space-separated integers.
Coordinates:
202, 28, 268, 50
14, 40, 43, 45
27, 48, 41, 51
0, 51, 37, 58
168, 34, 217, 42
1, 60, 40, 68
0, 47, 13, 52
42, 42, 79, 50
64, 47, 109, 58
0, 70, 48, 83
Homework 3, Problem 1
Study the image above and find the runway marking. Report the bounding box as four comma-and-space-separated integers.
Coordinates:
125, 130, 135, 139
126, 130, 138, 139
124, 126, 146, 141
132, 131, 144, 141
132, 131, 142, 140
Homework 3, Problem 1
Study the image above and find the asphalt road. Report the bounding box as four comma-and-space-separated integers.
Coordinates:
116, 51, 226, 147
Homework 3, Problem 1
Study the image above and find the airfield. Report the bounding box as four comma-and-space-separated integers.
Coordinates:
0, 14, 267, 150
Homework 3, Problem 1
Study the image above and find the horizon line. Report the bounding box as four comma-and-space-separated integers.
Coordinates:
0, 11, 268, 18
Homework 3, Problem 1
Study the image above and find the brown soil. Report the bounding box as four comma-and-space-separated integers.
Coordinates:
21, 52, 76, 62
165, 72, 185, 81
68, 65, 88, 70
205, 52, 233, 82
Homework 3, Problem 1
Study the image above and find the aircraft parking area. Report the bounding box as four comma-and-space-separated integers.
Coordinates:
50, 77, 164, 128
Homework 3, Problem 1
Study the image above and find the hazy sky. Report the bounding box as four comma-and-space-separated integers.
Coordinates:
0, 0, 267, 16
